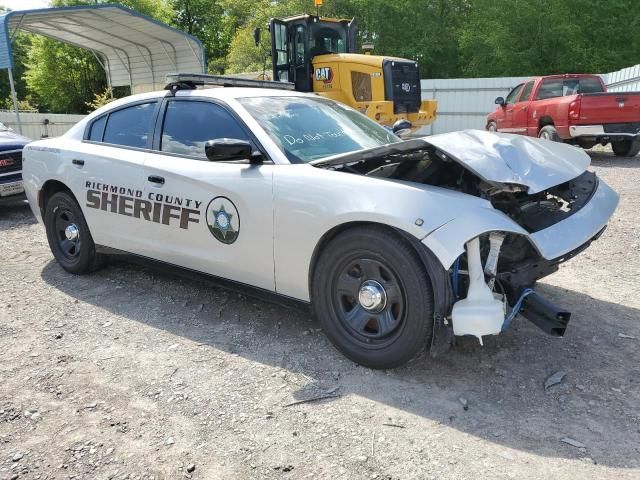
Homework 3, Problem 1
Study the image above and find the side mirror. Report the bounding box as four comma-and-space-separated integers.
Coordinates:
205, 139, 253, 162
495, 96, 505, 106
392, 119, 412, 137
253, 27, 261, 47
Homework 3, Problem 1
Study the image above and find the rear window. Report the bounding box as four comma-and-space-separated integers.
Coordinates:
88, 115, 106, 142
102, 102, 156, 149
536, 77, 604, 100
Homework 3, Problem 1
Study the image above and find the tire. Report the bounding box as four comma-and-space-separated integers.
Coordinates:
487, 121, 498, 132
538, 125, 560, 142
311, 226, 434, 369
44, 191, 106, 274
611, 138, 640, 157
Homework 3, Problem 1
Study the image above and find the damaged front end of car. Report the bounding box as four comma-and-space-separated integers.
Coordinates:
313, 130, 619, 351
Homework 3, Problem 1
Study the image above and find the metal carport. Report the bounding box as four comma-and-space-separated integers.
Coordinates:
0, 4, 206, 133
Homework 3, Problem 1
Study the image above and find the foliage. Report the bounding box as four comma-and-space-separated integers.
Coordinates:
2, 95, 38, 112
85, 88, 114, 111
3, 0, 640, 113
0, 33, 31, 105
169, 0, 234, 73
25, 35, 106, 114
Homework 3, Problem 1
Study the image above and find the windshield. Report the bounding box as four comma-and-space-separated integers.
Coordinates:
238, 96, 400, 163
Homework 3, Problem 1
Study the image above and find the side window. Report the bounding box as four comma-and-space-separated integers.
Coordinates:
273, 23, 289, 82
160, 101, 250, 159
294, 26, 305, 65
103, 102, 156, 148
88, 115, 106, 142
505, 84, 524, 104
519, 80, 534, 102
351, 71, 372, 102
536, 79, 563, 100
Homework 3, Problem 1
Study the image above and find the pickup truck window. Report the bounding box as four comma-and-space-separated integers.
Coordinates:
519, 80, 535, 102
505, 84, 524, 104
536, 77, 604, 100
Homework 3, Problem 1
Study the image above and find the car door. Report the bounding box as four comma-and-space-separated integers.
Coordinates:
77, 99, 161, 256
142, 97, 275, 291
497, 83, 524, 132
512, 80, 535, 135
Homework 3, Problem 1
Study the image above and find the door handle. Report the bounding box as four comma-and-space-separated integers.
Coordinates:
148, 175, 165, 185
72, 159, 84, 166
521, 106, 528, 111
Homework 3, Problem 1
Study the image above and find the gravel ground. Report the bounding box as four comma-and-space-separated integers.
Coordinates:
1, 151, 639, 480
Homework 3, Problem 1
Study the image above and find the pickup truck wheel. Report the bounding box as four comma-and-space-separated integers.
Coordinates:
487, 121, 497, 132
612, 138, 640, 157
538, 125, 560, 142
44, 191, 106, 274
312, 226, 434, 369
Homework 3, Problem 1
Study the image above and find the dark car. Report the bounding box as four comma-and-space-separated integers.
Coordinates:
0, 122, 30, 205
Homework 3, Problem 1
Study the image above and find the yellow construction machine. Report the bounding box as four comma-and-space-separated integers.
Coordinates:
261, 9, 437, 130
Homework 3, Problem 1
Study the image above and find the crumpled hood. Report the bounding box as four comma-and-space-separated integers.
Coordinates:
312, 129, 590, 194
424, 129, 590, 194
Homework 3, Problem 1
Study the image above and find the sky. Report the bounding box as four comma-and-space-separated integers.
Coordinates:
1, 0, 50, 10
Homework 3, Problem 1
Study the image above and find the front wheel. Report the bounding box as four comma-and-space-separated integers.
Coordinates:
487, 121, 498, 132
44, 191, 106, 274
611, 138, 640, 157
312, 227, 434, 369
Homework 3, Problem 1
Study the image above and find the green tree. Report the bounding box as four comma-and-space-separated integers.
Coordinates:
169, 0, 234, 73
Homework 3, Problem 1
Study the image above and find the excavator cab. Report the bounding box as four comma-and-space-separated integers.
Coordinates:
269, 15, 356, 92
267, 14, 437, 129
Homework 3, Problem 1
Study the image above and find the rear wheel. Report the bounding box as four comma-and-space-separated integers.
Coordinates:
538, 125, 560, 142
312, 227, 434, 369
44, 191, 106, 274
611, 138, 640, 157
487, 121, 497, 132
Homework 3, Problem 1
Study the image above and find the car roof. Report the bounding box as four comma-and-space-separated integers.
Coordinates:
85, 87, 314, 120
135, 86, 311, 102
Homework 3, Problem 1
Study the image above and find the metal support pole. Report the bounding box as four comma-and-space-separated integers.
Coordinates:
7, 68, 22, 135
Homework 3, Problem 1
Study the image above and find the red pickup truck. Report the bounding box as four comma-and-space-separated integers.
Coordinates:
486, 74, 640, 157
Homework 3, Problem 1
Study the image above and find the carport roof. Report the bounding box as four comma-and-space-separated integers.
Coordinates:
0, 4, 206, 91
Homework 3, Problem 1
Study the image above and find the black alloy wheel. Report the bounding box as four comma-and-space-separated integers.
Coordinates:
44, 191, 106, 274
312, 226, 434, 369
332, 257, 406, 346
53, 206, 82, 261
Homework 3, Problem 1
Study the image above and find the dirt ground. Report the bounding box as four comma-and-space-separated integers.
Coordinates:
1, 151, 639, 480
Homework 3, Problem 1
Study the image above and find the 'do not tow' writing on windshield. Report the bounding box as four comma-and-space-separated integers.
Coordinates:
283, 130, 346, 146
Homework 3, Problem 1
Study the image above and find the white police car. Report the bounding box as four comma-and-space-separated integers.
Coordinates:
22, 74, 618, 368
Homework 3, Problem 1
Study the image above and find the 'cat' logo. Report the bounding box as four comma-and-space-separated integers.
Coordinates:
315, 67, 333, 84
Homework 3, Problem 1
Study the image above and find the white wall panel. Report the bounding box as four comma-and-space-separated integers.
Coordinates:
0, 112, 85, 140
603, 64, 640, 92
419, 76, 529, 135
